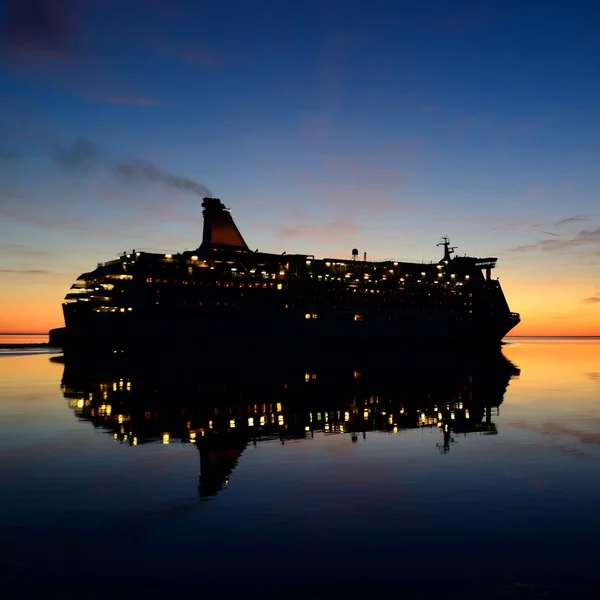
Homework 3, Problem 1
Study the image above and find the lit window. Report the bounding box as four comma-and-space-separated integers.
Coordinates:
305, 313, 311, 319
312, 313, 317, 319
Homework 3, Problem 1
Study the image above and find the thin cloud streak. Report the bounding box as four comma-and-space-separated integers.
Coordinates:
533, 228, 561, 237
0, 268, 64, 275
554, 216, 591, 227
508, 227, 600, 254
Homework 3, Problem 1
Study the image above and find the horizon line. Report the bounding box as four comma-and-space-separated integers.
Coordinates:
1, 332, 600, 338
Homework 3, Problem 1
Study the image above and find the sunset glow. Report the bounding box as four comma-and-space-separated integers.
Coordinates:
1, 1, 599, 335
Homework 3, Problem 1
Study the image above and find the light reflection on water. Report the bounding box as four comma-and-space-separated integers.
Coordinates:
1, 339, 600, 597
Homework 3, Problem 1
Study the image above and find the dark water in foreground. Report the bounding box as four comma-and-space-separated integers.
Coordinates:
1, 338, 600, 598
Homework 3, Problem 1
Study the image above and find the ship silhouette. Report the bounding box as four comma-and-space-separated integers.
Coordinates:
51, 198, 520, 350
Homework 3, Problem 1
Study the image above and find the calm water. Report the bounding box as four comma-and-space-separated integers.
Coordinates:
1, 338, 600, 598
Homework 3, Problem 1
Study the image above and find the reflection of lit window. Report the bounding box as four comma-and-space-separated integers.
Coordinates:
354, 314, 363, 322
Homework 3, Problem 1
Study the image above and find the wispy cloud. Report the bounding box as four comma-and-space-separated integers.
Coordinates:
508, 227, 600, 254
584, 292, 600, 304
554, 216, 591, 227
0, 268, 64, 276
532, 228, 561, 237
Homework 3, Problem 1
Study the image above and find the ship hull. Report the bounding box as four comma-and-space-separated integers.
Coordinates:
56, 307, 517, 354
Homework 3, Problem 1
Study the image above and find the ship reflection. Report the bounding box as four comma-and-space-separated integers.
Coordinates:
57, 351, 520, 498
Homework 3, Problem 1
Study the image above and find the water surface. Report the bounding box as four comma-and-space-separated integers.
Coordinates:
1, 338, 599, 598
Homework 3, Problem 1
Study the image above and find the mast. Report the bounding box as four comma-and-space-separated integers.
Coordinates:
437, 236, 457, 263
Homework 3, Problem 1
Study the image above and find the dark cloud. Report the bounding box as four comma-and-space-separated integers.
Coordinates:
584, 295, 600, 304
0, 0, 83, 63
554, 216, 591, 227
0, 150, 17, 159
51, 136, 98, 167
116, 160, 212, 197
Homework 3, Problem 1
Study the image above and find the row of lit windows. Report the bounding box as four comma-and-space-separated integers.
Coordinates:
145, 278, 289, 290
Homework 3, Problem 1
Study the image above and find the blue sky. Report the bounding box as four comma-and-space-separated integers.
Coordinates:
1, 0, 600, 333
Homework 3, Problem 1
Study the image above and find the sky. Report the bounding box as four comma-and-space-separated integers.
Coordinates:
1, 0, 599, 335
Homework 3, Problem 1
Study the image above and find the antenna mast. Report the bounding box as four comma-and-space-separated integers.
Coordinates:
437, 236, 457, 262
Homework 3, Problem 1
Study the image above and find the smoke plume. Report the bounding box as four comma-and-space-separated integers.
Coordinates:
116, 160, 212, 197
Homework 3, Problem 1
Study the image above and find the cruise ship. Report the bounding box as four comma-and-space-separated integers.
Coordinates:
52, 198, 520, 350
